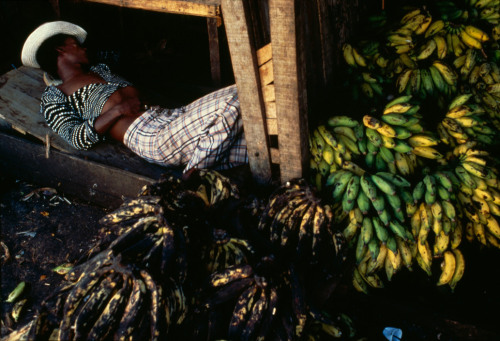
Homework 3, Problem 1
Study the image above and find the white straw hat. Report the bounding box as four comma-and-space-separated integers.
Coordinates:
21, 21, 87, 68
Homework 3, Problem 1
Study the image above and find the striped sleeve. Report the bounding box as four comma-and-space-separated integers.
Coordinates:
41, 88, 101, 150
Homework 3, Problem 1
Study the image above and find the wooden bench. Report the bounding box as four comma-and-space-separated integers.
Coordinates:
0, 66, 169, 208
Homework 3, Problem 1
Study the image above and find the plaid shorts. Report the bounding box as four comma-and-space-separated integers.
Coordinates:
124, 84, 248, 173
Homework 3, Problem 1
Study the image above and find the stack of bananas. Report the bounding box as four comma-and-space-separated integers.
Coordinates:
310, 115, 363, 182
438, 93, 496, 146
257, 179, 345, 261
202, 229, 255, 274
467, 0, 500, 24
363, 95, 444, 166
448, 142, 500, 248
30, 254, 187, 341
342, 2, 500, 103
198, 263, 280, 341
319, 1, 500, 294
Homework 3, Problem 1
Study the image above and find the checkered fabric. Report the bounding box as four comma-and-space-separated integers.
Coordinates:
124, 84, 248, 173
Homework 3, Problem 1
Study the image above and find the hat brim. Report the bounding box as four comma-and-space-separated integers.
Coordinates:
21, 21, 87, 68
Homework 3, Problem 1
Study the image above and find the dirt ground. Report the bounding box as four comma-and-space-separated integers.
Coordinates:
1, 170, 500, 341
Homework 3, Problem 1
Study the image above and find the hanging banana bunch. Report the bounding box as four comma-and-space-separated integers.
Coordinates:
448, 143, 500, 248
201, 229, 255, 275
257, 179, 344, 262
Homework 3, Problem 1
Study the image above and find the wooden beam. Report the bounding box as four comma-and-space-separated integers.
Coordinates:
221, 0, 272, 185
207, 18, 221, 86
0, 132, 158, 209
83, 0, 221, 18
268, 0, 309, 182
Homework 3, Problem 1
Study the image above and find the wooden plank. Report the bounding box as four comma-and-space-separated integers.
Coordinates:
316, 0, 334, 84
269, 0, 309, 182
83, 0, 221, 18
258, 59, 274, 86
207, 18, 221, 86
261, 82, 275, 103
256, 43, 272, 66
264, 101, 276, 119
0, 67, 69, 151
222, 0, 273, 185
0, 131, 159, 208
270, 147, 280, 164
266, 117, 277, 135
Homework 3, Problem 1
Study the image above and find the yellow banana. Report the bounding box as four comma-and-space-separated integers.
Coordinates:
412, 146, 443, 159
342, 43, 357, 67
460, 28, 483, 49
437, 250, 456, 285
449, 249, 465, 291
376, 123, 398, 138
417, 240, 433, 275
408, 134, 440, 147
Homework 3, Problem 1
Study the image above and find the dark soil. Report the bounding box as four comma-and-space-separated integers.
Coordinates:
0, 175, 107, 336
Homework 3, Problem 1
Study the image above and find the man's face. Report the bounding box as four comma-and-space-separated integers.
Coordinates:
58, 37, 89, 65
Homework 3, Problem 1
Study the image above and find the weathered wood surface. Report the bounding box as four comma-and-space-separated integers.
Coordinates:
0, 67, 168, 180
0, 132, 157, 208
222, 0, 272, 185
83, 0, 221, 18
269, 0, 309, 182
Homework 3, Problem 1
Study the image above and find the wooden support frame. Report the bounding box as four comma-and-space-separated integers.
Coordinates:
221, 0, 272, 185
79, 0, 222, 85
268, 0, 309, 182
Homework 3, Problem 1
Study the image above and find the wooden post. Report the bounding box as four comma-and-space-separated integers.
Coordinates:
268, 0, 309, 182
207, 17, 221, 86
221, 0, 273, 185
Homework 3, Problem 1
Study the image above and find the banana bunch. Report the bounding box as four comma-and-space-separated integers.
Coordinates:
258, 179, 343, 260
362, 95, 444, 172
468, 0, 500, 24
445, 23, 491, 57
350, 212, 415, 289
449, 142, 500, 248
397, 64, 456, 98
453, 48, 480, 79
202, 229, 255, 274
386, 8, 433, 54
436, 249, 466, 290
330, 170, 413, 225
438, 93, 496, 146
303, 310, 354, 340
43, 257, 187, 341
192, 169, 240, 206
202, 263, 280, 341
309, 117, 363, 187
410, 170, 465, 253
342, 43, 369, 68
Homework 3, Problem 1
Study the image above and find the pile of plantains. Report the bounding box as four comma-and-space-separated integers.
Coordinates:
21, 169, 356, 341
309, 0, 500, 294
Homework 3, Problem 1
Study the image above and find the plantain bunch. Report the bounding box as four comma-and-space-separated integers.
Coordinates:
446, 142, 500, 248
309, 115, 363, 184
363, 95, 445, 168
29, 255, 187, 341
345, 3, 500, 105
201, 228, 255, 274
437, 93, 497, 147
195, 262, 282, 341
257, 179, 345, 262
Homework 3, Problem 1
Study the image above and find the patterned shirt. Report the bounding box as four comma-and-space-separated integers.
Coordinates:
40, 64, 132, 149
